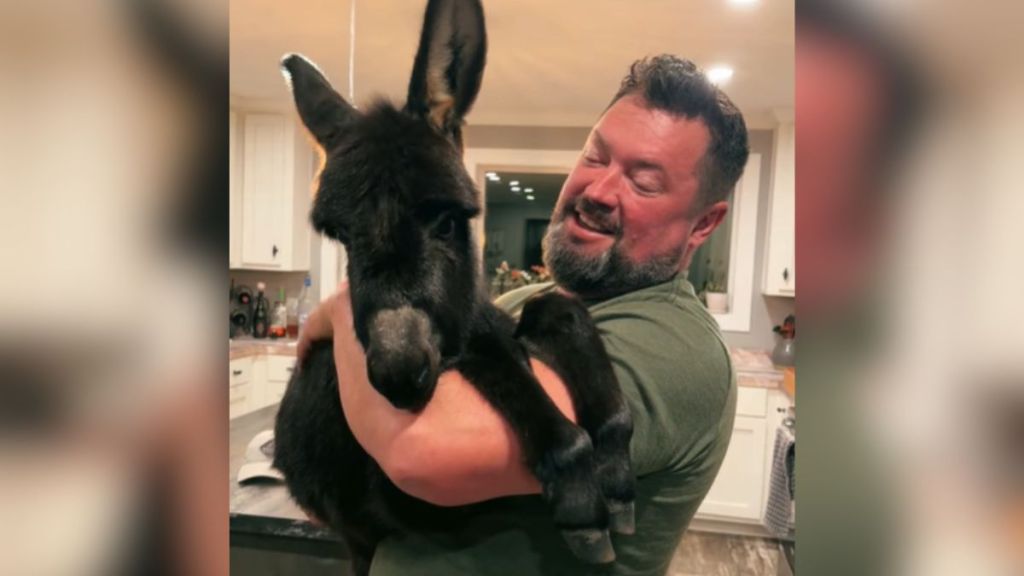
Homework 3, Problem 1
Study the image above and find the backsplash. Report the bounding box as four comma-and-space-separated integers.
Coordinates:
230, 270, 309, 304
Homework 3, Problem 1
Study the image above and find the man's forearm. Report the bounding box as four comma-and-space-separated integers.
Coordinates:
332, 324, 419, 469
331, 321, 552, 504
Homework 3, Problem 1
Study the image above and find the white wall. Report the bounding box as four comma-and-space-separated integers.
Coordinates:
719, 130, 795, 350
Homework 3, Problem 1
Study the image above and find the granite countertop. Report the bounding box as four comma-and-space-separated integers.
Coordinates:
230, 337, 299, 360
730, 347, 787, 390
230, 339, 791, 395
230, 405, 347, 556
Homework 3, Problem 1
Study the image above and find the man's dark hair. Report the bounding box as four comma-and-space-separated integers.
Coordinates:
610, 55, 750, 208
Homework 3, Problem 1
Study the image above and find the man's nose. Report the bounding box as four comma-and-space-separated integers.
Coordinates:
580, 168, 621, 210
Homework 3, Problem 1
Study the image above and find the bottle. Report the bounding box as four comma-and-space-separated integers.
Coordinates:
270, 287, 288, 339
252, 282, 269, 339
297, 275, 315, 334
285, 297, 300, 339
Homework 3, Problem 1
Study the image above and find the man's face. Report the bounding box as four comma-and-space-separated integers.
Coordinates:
543, 94, 714, 297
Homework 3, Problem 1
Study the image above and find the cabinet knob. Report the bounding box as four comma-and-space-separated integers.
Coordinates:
272, 244, 279, 258
782, 267, 789, 281
232, 369, 242, 376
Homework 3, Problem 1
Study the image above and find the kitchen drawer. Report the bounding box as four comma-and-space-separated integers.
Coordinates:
266, 355, 297, 382
735, 386, 768, 418
229, 358, 253, 387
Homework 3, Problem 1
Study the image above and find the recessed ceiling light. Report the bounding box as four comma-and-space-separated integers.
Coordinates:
524, 188, 534, 193
509, 181, 520, 186
706, 66, 734, 85
511, 186, 521, 192
526, 195, 535, 201
485, 171, 497, 178
728, 0, 758, 6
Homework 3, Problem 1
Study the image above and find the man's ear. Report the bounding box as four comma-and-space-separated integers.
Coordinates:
687, 200, 730, 253
281, 54, 358, 149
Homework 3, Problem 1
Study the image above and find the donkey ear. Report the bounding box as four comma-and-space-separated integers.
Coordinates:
405, 0, 486, 139
281, 54, 357, 149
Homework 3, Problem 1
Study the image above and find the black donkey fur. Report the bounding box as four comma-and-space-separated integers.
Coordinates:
272, 1, 635, 573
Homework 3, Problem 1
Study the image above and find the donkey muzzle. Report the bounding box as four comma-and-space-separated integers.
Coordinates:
366, 306, 442, 411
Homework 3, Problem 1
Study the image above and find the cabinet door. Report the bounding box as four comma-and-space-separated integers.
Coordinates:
697, 415, 768, 520
763, 121, 795, 296
241, 115, 290, 267
229, 358, 253, 419
265, 355, 296, 406
229, 112, 242, 267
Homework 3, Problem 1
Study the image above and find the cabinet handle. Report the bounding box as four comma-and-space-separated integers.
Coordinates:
272, 244, 279, 258
232, 369, 242, 376
782, 267, 789, 281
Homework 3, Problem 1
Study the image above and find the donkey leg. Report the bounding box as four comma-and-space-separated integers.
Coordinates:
515, 292, 637, 535
458, 335, 616, 564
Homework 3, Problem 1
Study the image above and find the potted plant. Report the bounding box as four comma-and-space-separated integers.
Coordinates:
701, 259, 729, 313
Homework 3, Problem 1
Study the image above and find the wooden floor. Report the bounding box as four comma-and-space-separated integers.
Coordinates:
669, 531, 783, 576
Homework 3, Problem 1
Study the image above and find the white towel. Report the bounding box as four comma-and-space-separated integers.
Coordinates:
763, 425, 795, 536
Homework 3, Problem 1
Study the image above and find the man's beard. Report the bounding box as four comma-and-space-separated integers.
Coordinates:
542, 198, 685, 298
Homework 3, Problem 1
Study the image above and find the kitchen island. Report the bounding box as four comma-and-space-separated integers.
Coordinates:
229, 405, 348, 560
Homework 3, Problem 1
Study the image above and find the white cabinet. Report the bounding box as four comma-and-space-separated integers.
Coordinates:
698, 415, 768, 520
230, 111, 314, 271
229, 357, 254, 419
762, 117, 795, 297
696, 387, 793, 524
264, 355, 297, 406
229, 354, 298, 419
230, 112, 241, 267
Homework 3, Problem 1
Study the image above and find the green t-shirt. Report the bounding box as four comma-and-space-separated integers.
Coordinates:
371, 275, 736, 576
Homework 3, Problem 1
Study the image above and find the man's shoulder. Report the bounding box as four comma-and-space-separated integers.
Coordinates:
591, 277, 734, 476
591, 276, 726, 360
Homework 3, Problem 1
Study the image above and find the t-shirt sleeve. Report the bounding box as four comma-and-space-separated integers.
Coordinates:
593, 299, 733, 477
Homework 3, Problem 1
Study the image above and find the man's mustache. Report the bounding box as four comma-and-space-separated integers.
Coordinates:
559, 197, 619, 235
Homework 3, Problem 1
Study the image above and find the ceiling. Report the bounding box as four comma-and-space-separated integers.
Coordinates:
230, 0, 793, 127
485, 171, 566, 206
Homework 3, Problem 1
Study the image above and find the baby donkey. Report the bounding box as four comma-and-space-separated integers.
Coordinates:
272, 0, 634, 573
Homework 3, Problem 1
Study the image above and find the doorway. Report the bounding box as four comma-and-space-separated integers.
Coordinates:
523, 219, 550, 270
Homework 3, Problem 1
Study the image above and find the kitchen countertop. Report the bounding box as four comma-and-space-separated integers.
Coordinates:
230, 405, 347, 557
731, 347, 788, 394
230, 337, 299, 360
230, 339, 791, 396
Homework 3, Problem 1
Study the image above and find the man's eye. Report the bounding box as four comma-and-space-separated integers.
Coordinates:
434, 215, 456, 240
632, 177, 661, 194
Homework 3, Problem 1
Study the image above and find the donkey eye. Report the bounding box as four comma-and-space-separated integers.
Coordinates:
434, 215, 456, 240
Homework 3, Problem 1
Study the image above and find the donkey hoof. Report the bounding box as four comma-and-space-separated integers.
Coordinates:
607, 500, 636, 535
562, 528, 615, 564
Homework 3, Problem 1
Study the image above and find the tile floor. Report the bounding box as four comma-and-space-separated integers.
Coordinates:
231, 531, 788, 575
669, 531, 785, 576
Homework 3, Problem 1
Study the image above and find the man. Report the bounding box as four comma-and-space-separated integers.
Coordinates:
299, 55, 748, 575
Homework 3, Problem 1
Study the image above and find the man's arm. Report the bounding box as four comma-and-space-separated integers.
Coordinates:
301, 284, 578, 507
